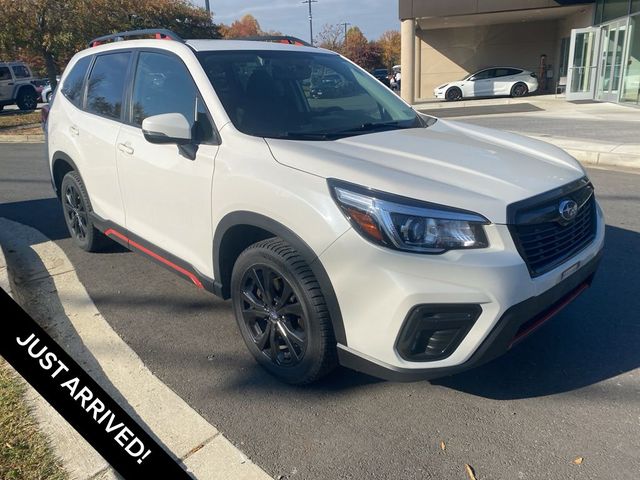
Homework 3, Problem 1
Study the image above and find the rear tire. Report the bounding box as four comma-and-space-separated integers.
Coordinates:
60, 171, 112, 252
231, 238, 337, 384
16, 89, 38, 111
46, 91, 52, 103
511, 83, 529, 98
445, 87, 463, 101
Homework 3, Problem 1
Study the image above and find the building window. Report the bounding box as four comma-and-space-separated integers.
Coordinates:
621, 15, 640, 103
597, 0, 631, 23
633, 0, 640, 13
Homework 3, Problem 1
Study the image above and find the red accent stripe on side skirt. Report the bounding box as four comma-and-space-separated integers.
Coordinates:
104, 228, 204, 289
509, 281, 589, 348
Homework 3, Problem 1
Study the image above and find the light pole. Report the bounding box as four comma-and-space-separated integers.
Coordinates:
204, 0, 210, 14
340, 22, 351, 44
301, 0, 317, 46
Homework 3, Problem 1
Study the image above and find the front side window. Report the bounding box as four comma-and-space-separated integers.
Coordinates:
471, 70, 493, 81
131, 52, 197, 128
197, 50, 423, 140
11, 65, 31, 78
0, 67, 11, 81
61, 56, 92, 107
86, 52, 131, 120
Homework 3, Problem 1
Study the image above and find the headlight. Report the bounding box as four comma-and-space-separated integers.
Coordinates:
329, 180, 489, 254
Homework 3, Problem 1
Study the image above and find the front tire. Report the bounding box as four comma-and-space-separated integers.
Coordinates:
445, 87, 463, 101
16, 89, 38, 111
60, 171, 111, 252
231, 238, 337, 384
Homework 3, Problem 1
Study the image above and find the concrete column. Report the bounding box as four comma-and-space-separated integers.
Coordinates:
400, 18, 415, 104
414, 32, 422, 100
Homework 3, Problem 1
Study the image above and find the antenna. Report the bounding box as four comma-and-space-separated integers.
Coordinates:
301, 0, 318, 46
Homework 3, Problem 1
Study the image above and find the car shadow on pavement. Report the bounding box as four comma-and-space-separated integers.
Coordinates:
434, 224, 640, 400
0, 197, 127, 253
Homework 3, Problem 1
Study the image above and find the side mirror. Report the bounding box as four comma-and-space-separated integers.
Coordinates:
142, 113, 192, 145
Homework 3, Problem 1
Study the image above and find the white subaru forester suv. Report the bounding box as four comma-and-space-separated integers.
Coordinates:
45, 30, 604, 384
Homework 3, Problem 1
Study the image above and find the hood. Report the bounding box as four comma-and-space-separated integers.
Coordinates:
264, 119, 585, 224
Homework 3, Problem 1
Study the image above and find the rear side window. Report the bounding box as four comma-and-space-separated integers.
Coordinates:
131, 52, 196, 127
0, 67, 10, 81
86, 52, 131, 120
494, 68, 512, 78
11, 65, 31, 78
61, 56, 91, 107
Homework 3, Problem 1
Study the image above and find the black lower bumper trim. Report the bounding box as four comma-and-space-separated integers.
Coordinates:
338, 249, 603, 382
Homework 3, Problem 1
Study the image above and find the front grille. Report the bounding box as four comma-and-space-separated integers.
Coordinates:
510, 182, 597, 277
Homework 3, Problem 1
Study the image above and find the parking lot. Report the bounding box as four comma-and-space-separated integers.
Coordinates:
1, 142, 639, 479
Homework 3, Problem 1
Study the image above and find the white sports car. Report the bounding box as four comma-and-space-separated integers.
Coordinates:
434, 67, 539, 101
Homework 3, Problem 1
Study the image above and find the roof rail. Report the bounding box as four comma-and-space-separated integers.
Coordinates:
88, 29, 184, 48
240, 36, 313, 47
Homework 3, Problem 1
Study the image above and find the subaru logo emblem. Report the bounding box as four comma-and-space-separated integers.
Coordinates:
559, 200, 578, 221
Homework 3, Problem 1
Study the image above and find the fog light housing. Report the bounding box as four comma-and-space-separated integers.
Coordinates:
395, 305, 482, 361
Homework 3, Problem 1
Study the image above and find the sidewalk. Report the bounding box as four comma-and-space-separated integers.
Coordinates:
415, 95, 640, 170
0, 218, 272, 480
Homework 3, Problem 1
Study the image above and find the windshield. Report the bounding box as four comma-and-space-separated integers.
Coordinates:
197, 50, 425, 140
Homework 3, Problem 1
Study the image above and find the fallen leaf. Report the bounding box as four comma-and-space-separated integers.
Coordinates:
440, 441, 446, 451
573, 456, 584, 465
465, 463, 477, 480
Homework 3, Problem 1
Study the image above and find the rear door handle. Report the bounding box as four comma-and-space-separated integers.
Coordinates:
117, 143, 134, 155
69, 125, 79, 136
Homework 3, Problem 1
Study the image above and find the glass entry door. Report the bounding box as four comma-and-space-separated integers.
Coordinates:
567, 27, 601, 100
597, 20, 628, 102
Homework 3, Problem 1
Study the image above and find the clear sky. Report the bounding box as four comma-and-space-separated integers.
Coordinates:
190, 0, 400, 41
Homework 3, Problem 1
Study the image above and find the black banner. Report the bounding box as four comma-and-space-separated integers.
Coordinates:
0, 287, 191, 479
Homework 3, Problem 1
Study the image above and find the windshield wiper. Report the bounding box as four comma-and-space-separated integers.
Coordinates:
270, 132, 332, 140
327, 121, 419, 138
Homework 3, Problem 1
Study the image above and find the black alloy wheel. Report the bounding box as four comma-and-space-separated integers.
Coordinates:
239, 265, 308, 366
60, 171, 112, 252
446, 87, 462, 101
17, 90, 37, 110
64, 182, 89, 243
231, 238, 337, 384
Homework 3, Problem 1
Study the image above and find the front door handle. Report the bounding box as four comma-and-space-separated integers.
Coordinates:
69, 125, 79, 136
117, 143, 134, 155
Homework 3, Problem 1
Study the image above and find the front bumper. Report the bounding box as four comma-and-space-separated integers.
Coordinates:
337, 248, 601, 381
320, 204, 605, 381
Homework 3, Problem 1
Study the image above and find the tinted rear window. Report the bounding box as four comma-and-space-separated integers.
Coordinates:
11, 65, 31, 78
86, 52, 131, 120
0, 66, 10, 81
61, 56, 92, 107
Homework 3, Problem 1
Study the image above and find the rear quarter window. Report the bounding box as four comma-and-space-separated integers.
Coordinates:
86, 52, 131, 120
11, 65, 31, 78
61, 56, 92, 108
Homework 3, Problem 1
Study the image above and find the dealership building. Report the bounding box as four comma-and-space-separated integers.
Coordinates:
399, 0, 640, 105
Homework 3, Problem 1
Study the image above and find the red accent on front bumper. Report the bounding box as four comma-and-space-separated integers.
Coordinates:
509, 281, 590, 347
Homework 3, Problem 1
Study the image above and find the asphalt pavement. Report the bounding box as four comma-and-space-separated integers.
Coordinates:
1, 144, 639, 479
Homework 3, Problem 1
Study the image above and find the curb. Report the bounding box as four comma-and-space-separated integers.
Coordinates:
523, 135, 640, 170
0, 218, 272, 480
0, 134, 45, 143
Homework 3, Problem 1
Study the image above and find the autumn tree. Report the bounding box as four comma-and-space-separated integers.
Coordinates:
378, 30, 400, 70
219, 14, 261, 39
342, 26, 381, 71
316, 23, 343, 53
0, 0, 219, 88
